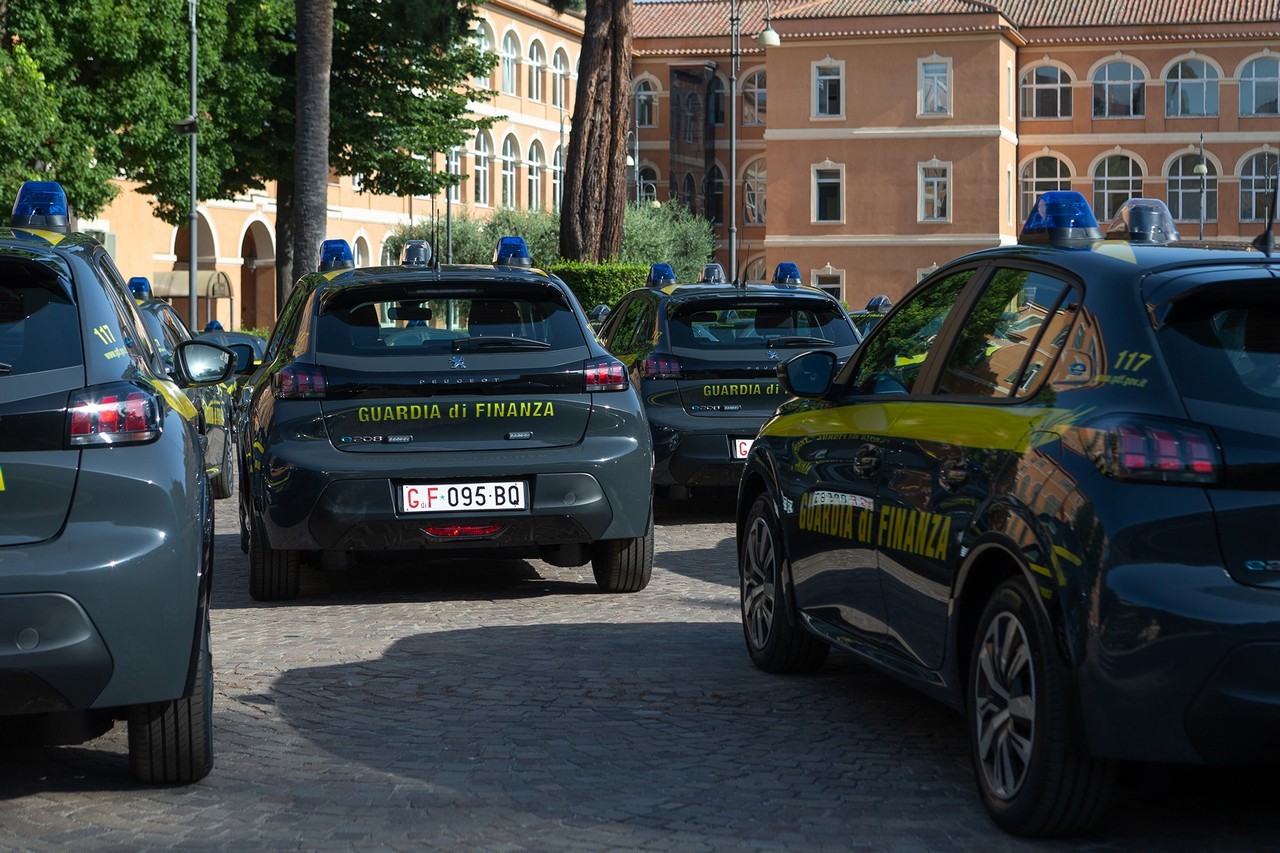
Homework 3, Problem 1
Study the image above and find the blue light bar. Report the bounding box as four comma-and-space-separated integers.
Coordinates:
1105, 198, 1180, 244
646, 262, 676, 287
494, 236, 532, 267
1019, 191, 1102, 247
318, 238, 355, 273
12, 181, 69, 233
128, 276, 153, 302
772, 262, 802, 285
402, 239, 432, 266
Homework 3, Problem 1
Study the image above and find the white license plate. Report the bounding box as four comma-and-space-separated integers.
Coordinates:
731, 437, 753, 460
401, 481, 526, 513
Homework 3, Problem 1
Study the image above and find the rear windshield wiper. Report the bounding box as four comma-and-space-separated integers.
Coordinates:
0, 362, 11, 375
765, 336, 834, 347
453, 336, 552, 352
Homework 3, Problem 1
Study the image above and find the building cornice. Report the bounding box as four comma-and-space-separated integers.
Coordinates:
767, 125, 1019, 144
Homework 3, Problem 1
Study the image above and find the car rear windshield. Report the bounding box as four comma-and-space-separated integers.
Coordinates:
314, 283, 588, 357
1157, 281, 1280, 411
668, 299, 857, 350
0, 258, 82, 377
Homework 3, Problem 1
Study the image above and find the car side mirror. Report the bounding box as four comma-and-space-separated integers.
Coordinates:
779, 350, 837, 398
172, 340, 235, 386
226, 342, 257, 374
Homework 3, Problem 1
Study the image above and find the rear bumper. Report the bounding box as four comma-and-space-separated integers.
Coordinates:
649, 407, 767, 486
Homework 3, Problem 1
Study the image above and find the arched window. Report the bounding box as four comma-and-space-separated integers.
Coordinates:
745, 257, 768, 284
1240, 57, 1280, 116
473, 132, 491, 206
744, 158, 766, 224
527, 141, 544, 210
707, 77, 725, 126
742, 71, 767, 126
684, 94, 699, 144
1166, 154, 1217, 222
552, 50, 569, 108
1020, 65, 1072, 119
473, 24, 493, 90
1092, 155, 1142, 219
528, 42, 545, 101
446, 147, 461, 204
635, 79, 656, 127
1241, 152, 1280, 221
1166, 59, 1219, 117
682, 173, 697, 213
705, 165, 724, 224
638, 166, 659, 204
501, 135, 518, 207
1020, 156, 1071, 220
500, 32, 520, 95
552, 145, 564, 209
1092, 61, 1144, 118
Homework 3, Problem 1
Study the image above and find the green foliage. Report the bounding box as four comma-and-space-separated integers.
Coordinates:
547, 260, 647, 311
619, 201, 716, 284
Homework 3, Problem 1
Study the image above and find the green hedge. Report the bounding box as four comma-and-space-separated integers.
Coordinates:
546, 261, 648, 311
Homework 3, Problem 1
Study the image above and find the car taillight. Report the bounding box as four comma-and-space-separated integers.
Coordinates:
583, 357, 628, 392
274, 363, 328, 399
67, 382, 162, 447
643, 353, 681, 379
1077, 416, 1221, 485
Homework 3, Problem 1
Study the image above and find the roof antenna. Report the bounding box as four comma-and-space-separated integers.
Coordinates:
1251, 161, 1278, 257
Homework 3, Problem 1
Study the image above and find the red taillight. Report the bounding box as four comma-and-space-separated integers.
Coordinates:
422, 524, 505, 538
67, 383, 162, 447
642, 353, 681, 379
583, 357, 628, 392
1080, 417, 1221, 485
274, 364, 328, 399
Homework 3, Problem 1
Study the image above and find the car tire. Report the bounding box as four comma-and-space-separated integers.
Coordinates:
739, 493, 829, 673
248, 517, 300, 601
968, 577, 1115, 837
209, 434, 233, 500
591, 514, 653, 593
127, 611, 214, 784
237, 477, 250, 554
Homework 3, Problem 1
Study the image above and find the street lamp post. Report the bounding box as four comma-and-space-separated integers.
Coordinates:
186, 0, 198, 329
729, 0, 779, 281
1194, 131, 1208, 241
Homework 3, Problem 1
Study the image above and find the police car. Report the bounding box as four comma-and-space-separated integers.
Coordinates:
0, 181, 238, 782
737, 191, 1280, 836
237, 237, 654, 600
596, 262, 861, 499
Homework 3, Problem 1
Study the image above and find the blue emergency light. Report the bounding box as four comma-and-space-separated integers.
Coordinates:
1105, 198, 1180, 244
402, 239, 432, 266
772, 262, 802, 285
1019, 191, 1102, 247
318, 239, 355, 273
12, 181, 70, 233
494, 236, 532, 267
647, 262, 676, 288
128, 276, 153, 302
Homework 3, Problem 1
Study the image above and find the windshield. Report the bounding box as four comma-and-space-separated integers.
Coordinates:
668, 299, 858, 351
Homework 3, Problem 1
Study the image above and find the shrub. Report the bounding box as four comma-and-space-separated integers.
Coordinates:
547, 260, 648, 312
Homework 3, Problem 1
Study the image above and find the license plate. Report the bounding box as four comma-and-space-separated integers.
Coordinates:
401, 481, 526, 513
731, 437, 753, 459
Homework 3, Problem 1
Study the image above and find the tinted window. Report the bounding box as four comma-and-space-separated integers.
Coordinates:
315, 284, 587, 357
0, 259, 82, 376
937, 268, 1076, 399
1159, 285, 1280, 410
849, 269, 974, 396
668, 299, 856, 350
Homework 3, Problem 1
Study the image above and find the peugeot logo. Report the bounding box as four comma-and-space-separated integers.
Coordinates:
767, 350, 780, 361
450, 356, 467, 369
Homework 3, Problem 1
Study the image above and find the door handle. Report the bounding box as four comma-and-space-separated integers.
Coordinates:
853, 444, 882, 477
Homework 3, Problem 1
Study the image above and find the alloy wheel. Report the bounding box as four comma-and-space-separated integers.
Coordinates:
741, 514, 777, 649
973, 610, 1037, 800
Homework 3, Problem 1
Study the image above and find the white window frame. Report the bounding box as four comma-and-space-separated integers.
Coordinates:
1092, 154, 1143, 220
812, 267, 843, 302
501, 135, 518, 208
635, 79, 657, 127
1166, 153, 1217, 223
742, 70, 767, 127
1240, 56, 1280, 117
473, 24, 493, 90
918, 158, 951, 223
473, 133, 491, 207
446, 148, 461, 204
527, 141, 544, 211
552, 145, 563, 209
812, 162, 845, 224
812, 58, 844, 120
552, 50, 568, 108
1092, 60, 1146, 118
1020, 155, 1072, 221
1020, 63, 1073, 119
918, 56, 952, 118
744, 157, 766, 224
1165, 58, 1219, 118
500, 32, 520, 96
1241, 151, 1280, 221
527, 42, 545, 102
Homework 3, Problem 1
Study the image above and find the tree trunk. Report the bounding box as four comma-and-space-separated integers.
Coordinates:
559, 0, 631, 262
292, 0, 332, 286
275, 176, 294, 311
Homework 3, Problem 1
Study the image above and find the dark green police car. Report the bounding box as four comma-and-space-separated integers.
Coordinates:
738, 192, 1280, 836
237, 238, 654, 600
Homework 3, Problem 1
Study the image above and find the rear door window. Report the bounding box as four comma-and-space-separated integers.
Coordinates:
0, 259, 82, 377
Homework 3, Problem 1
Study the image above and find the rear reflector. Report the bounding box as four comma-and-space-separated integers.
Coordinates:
67, 382, 162, 447
1077, 416, 1220, 485
274, 363, 328, 399
422, 524, 506, 538
583, 357, 628, 392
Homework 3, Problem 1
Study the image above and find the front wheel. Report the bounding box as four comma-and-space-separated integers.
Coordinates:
127, 612, 214, 784
739, 493, 828, 673
968, 578, 1115, 837
591, 515, 653, 593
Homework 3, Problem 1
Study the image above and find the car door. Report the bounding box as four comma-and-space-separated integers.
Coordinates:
788, 268, 979, 643
875, 265, 1081, 671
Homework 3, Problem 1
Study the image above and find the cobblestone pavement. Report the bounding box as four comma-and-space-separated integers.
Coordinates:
2, 487, 1278, 851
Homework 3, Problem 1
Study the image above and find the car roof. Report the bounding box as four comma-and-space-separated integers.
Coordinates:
306, 262, 566, 290
955, 239, 1279, 282
648, 283, 842, 303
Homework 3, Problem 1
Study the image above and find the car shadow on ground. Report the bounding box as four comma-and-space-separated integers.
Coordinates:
653, 486, 739, 524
